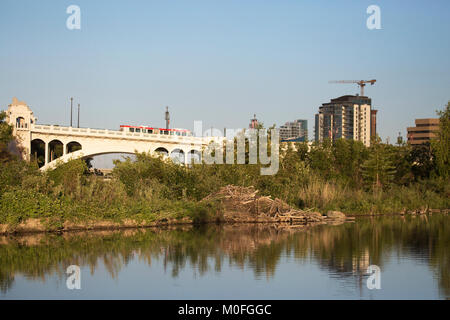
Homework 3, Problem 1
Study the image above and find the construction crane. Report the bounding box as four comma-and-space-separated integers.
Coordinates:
329, 79, 376, 96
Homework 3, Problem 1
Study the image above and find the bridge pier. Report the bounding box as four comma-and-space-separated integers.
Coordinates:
44, 141, 48, 166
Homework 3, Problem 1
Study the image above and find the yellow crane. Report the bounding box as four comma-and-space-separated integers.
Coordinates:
329, 79, 376, 96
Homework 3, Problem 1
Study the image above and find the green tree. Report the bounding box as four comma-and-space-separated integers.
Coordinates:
0, 111, 13, 160
409, 142, 435, 180
389, 144, 413, 185
308, 139, 334, 179
47, 159, 89, 197
361, 137, 396, 191
332, 139, 368, 187
295, 142, 309, 162
431, 101, 450, 179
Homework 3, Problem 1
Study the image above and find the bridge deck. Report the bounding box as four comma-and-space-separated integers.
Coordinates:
32, 124, 220, 145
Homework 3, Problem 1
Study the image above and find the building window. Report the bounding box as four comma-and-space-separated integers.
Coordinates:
16, 117, 25, 128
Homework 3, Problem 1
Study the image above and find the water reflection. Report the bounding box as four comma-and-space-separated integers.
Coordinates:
0, 214, 448, 298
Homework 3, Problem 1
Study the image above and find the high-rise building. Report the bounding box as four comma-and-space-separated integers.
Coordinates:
314, 95, 372, 146
407, 118, 439, 145
279, 119, 308, 142
370, 109, 378, 138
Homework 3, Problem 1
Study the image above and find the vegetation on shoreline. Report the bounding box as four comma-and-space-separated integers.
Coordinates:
0, 103, 449, 230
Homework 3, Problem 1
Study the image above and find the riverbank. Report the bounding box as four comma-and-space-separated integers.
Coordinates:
1, 184, 447, 235
0, 185, 339, 234
3, 209, 449, 235
0, 215, 344, 235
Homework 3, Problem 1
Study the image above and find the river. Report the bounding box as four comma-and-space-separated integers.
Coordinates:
0, 214, 448, 299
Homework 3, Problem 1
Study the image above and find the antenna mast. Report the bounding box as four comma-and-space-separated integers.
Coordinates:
165, 106, 170, 129
70, 97, 73, 127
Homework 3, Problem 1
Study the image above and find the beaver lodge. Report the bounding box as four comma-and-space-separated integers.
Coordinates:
202, 185, 351, 225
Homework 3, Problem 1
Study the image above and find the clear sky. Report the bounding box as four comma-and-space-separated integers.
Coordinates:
1, 0, 449, 142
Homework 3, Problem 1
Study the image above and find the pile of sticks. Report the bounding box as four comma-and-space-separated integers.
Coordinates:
203, 185, 325, 223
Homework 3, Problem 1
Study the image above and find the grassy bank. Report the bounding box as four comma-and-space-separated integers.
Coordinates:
0, 148, 448, 233
0, 159, 223, 232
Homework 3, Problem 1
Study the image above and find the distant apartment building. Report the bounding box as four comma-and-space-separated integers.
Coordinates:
407, 118, 439, 145
314, 95, 373, 147
279, 119, 308, 142
370, 109, 377, 138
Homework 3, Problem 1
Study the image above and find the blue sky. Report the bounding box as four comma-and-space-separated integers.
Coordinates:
1, 0, 449, 142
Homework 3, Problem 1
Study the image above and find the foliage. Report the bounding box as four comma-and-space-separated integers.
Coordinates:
432, 101, 450, 179
0, 111, 14, 161
361, 137, 396, 191
0, 158, 38, 196
409, 142, 435, 180
47, 159, 89, 197
0, 188, 64, 225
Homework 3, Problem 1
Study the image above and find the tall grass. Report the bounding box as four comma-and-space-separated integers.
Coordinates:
300, 177, 344, 209
295, 175, 449, 214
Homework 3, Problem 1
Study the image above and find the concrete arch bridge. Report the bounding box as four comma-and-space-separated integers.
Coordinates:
5, 98, 220, 171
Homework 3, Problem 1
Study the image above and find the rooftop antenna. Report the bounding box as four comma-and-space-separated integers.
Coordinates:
165, 106, 170, 129
70, 97, 73, 127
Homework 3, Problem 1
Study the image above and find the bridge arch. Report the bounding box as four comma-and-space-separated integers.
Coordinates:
66, 141, 82, 154
170, 148, 185, 164
187, 149, 201, 164
154, 147, 169, 157
39, 143, 205, 171
31, 139, 46, 168
48, 139, 64, 163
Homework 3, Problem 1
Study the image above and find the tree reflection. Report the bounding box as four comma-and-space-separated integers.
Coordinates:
0, 215, 448, 297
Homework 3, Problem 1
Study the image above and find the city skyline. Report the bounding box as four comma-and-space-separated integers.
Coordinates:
1, 1, 449, 142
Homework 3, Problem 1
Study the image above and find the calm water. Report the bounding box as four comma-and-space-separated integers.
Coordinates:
0, 215, 448, 299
